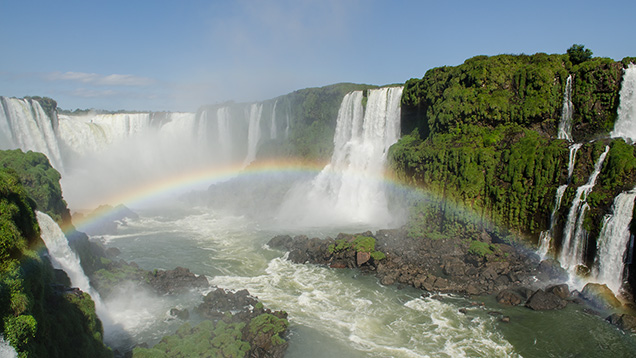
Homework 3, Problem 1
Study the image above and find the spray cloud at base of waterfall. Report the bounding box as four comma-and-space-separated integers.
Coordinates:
277, 87, 404, 229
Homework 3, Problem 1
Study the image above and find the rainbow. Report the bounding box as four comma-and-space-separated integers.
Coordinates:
66, 158, 406, 233
64, 157, 498, 242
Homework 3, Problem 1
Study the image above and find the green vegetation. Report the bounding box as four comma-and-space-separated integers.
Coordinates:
394, 49, 636, 271
133, 312, 289, 358
391, 124, 567, 238
327, 235, 387, 261
402, 53, 569, 137
0, 160, 111, 357
567, 44, 593, 65
468, 240, 495, 257
133, 320, 250, 358
0, 150, 70, 225
247, 313, 288, 346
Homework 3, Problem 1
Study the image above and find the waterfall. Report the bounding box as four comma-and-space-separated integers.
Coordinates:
537, 143, 582, 259
37, 211, 96, 296
243, 103, 263, 166
593, 188, 636, 294
557, 75, 574, 141
0, 97, 65, 170
216, 107, 232, 162
270, 100, 278, 140
558, 146, 610, 271
279, 87, 403, 227
0, 335, 17, 358
611, 63, 636, 141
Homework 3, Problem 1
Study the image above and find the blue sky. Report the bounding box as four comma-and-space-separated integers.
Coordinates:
1, 0, 635, 112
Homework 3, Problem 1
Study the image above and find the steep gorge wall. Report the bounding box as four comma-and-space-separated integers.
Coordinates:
391, 53, 636, 289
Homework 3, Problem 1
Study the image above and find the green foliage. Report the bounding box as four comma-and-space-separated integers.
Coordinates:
600, 138, 636, 189
571, 58, 623, 138
567, 44, 593, 65
327, 235, 386, 261
134, 319, 251, 358
391, 124, 567, 238
0, 162, 111, 357
401, 53, 569, 138
248, 313, 288, 346
0, 150, 69, 225
468, 240, 494, 257
3, 315, 37, 352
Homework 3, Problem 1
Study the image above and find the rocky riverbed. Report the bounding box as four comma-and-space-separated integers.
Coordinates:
267, 229, 636, 334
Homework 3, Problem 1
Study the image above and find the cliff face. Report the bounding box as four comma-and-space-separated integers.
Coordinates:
391, 52, 636, 296
0, 150, 111, 357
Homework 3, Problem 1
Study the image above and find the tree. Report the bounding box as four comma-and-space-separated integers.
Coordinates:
567, 44, 593, 65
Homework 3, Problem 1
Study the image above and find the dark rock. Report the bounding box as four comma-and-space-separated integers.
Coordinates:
148, 266, 209, 295
606, 313, 636, 333
356, 251, 371, 266
105, 247, 121, 257
459, 308, 468, 314
580, 283, 621, 310
169, 308, 189, 320
525, 289, 567, 310
537, 259, 569, 281
546, 284, 570, 300
196, 288, 258, 320
496, 289, 523, 306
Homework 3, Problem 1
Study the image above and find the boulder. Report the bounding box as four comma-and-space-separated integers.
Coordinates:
496, 289, 523, 306
580, 283, 621, 310
606, 313, 636, 333
525, 289, 567, 310
356, 251, 371, 266
546, 284, 570, 300
147, 266, 209, 295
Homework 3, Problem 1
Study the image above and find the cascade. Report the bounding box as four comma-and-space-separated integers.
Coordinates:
243, 103, 263, 166
610, 63, 636, 141
0, 97, 64, 170
593, 188, 636, 294
270, 100, 278, 140
216, 107, 233, 162
537, 143, 582, 259
558, 146, 610, 272
285, 111, 290, 139
557, 75, 574, 141
279, 87, 403, 227
36, 211, 97, 296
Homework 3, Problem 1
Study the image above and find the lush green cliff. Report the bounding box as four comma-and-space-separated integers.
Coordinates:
391, 51, 636, 270
0, 151, 111, 357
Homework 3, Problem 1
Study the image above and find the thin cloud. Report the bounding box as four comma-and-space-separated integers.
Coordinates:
45, 71, 156, 86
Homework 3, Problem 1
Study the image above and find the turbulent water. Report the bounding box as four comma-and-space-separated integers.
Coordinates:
4, 91, 636, 356
92, 205, 636, 357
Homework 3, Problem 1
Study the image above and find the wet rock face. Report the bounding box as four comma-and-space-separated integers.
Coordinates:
606, 313, 636, 333
268, 229, 543, 297
525, 289, 568, 310
196, 288, 258, 320
580, 283, 622, 310
148, 266, 209, 295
